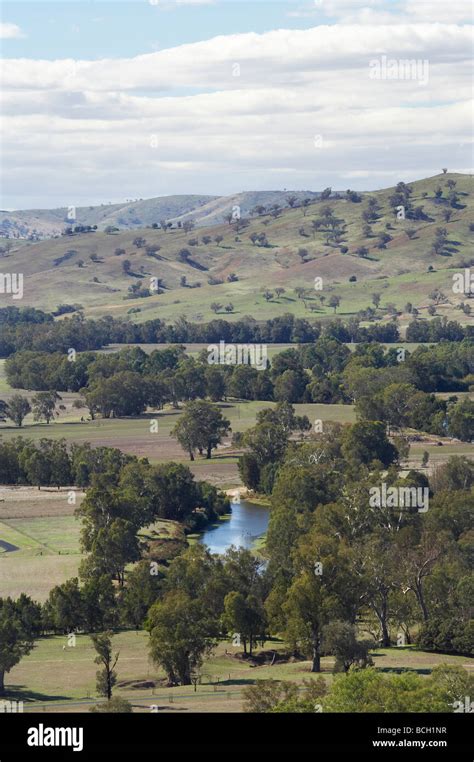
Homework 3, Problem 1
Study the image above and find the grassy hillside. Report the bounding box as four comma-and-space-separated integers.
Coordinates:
0, 190, 321, 238
2, 173, 473, 329
0, 195, 217, 238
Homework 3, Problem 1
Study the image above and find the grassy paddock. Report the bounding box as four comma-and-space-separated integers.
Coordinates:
6, 632, 473, 713
0, 400, 356, 466
0, 487, 83, 601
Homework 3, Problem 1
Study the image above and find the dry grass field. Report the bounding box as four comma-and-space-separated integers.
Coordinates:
0, 399, 356, 468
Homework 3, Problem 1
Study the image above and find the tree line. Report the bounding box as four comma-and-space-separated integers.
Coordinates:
4, 337, 473, 441
0, 438, 228, 528
0, 439, 133, 488
2, 304, 472, 359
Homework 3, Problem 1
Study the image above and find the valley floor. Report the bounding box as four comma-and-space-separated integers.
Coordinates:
5, 633, 473, 714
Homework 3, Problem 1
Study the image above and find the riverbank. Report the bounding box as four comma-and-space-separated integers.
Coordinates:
198, 496, 270, 556
225, 487, 271, 507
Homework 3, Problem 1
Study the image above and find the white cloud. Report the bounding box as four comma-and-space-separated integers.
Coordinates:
1, 19, 472, 206
296, 0, 397, 22
2, 24, 471, 93
402, 0, 473, 24
0, 22, 25, 39
297, 0, 473, 24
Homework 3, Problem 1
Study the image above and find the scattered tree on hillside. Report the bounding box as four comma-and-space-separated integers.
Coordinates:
182, 220, 195, 234
372, 293, 381, 309
178, 248, 191, 263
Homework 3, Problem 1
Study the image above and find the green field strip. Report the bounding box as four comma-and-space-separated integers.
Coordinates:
0, 519, 54, 555
6, 517, 81, 555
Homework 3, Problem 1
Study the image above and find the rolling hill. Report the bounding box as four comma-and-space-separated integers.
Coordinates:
0, 190, 322, 240
1, 173, 473, 332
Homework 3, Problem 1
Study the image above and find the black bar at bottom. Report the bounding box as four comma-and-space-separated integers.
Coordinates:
0, 712, 471, 757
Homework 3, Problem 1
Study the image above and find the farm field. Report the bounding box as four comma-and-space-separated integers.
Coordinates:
0, 487, 83, 601
0, 393, 470, 474
0, 400, 357, 470
407, 440, 474, 466
101, 341, 436, 356
101, 342, 299, 359
7, 632, 473, 713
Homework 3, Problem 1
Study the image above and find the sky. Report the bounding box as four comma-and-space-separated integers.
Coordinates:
1, 0, 473, 209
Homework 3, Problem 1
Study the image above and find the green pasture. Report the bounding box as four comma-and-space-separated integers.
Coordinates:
6, 632, 473, 712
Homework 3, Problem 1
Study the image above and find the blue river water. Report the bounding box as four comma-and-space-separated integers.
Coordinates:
200, 499, 269, 555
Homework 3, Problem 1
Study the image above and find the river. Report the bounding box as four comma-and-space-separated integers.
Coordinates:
200, 499, 269, 555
